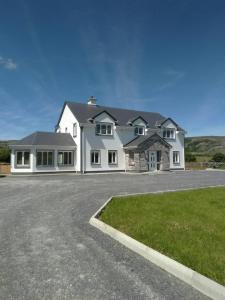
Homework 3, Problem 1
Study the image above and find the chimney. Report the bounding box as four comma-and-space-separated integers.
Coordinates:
87, 96, 97, 105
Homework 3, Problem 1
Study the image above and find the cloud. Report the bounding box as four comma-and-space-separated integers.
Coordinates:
156, 68, 185, 92
0, 56, 17, 70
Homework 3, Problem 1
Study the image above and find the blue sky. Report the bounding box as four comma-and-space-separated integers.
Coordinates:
1, 0, 225, 139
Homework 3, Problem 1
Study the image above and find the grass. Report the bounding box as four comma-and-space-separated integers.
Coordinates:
100, 187, 225, 286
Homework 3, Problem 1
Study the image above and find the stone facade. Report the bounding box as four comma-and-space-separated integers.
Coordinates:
125, 137, 171, 172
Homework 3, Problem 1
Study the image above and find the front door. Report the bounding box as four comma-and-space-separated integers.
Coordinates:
148, 151, 157, 171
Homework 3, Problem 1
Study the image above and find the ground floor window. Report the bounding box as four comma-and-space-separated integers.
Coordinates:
16, 151, 30, 167
58, 151, 73, 166
173, 151, 180, 164
37, 151, 54, 166
91, 150, 100, 164
108, 150, 117, 164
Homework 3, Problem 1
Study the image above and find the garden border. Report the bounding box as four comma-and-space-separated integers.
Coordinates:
89, 186, 225, 300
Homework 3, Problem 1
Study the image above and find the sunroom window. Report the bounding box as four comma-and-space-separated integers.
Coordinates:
96, 123, 113, 135
58, 151, 73, 166
16, 151, 30, 167
36, 151, 54, 166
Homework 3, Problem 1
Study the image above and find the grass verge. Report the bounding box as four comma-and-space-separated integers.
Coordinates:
100, 187, 225, 286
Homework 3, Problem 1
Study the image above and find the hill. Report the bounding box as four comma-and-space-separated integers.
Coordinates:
0, 140, 17, 147
185, 136, 225, 155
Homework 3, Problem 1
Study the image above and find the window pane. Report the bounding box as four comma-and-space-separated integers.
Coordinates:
113, 152, 116, 163
91, 152, 94, 163
108, 152, 112, 163
134, 127, 138, 135
95, 152, 99, 163
139, 127, 143, 135
64, 152, 68, 165
96, 124, 100, 134
37, 152, 42, 166
24, 152, 30, 165
48, 152, 53, 166
107, 125, 112, 135
68, 152, 72, 165
43, 152, 48, 165
17, 152, 23, 165
101, 125, 106, 134
58, 152, 63, 165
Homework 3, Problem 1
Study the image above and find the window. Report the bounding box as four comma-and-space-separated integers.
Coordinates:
129, 152, 135, 166
96, 123, 113, 135
91, 150, 100, 164
134, 126, 145, 136
36, 151, 54, 166
58, 151, 73, 166
108, 150, 117, 164
163, 128, 175, 139
16, 151, 30, 167
73, 123, 77, 137
173, 151, 180, 164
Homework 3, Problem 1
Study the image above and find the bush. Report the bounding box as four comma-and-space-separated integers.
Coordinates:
211, 153, 225, 162
185, 152, 196, 162
0, 147, 10, 163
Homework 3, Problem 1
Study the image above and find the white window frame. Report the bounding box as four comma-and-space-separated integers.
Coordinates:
163, 128, 175, 139
173, 151, 180, 164
108, 150, 118, 165
58, 151, 74, 166
73, 123, 77, 137
134, 126, 145, 136
96, 123, 113, 136
16, 151, 30, 167
36, 150, 54, 167
91, 150, 101, 165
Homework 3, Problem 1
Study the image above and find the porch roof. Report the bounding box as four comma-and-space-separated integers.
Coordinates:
123, 133, 172, 149
11, 132, 76, 147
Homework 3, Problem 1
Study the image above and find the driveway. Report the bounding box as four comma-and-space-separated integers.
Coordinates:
0, 171, 225, 300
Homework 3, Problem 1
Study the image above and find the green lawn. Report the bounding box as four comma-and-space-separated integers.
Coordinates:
100, 187, 225, 286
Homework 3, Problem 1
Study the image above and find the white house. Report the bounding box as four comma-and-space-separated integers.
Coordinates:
10, 97, 185, 174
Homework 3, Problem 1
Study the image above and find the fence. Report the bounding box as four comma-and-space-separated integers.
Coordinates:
186, 162, 225, 170
0, 163, 10, 174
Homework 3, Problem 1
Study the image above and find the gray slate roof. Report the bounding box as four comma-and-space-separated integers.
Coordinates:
64, 102, 167, 128
124, 133, 171, 149
12, 132, 76, 147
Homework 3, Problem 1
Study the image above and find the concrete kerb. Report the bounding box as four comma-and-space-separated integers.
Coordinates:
89, 185, 225, 300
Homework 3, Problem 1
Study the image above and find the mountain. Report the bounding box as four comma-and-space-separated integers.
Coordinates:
0, 140, 17, 147
185, 136, 225, 155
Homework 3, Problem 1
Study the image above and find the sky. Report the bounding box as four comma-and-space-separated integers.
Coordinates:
0, 0, 225, 139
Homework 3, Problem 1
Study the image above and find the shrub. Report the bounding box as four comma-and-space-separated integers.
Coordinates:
0, 147, 10, 163
185, 152, 196, 162
211, 153, 225, 162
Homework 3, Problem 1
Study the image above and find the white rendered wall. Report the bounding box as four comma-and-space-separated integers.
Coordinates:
57, 104, 81, 171
83, 112, 135, 172
160, 119, 185, 169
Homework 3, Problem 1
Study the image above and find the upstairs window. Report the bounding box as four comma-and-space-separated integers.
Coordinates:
163, 128, 175, 139
96, 123, 113, 135
108, 150, 117, 164
91, 150, 100, 164
16, 151, 30, 167
134, 126, 145, 136
73, 123, 77, 137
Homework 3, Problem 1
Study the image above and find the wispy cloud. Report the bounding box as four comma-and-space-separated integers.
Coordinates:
156, 68, 185, 92
0, 56, 17, 70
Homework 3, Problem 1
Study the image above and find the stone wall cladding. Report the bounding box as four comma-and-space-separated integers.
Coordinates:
125, 138, 170, 172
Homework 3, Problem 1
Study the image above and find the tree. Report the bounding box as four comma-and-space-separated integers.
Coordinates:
0, 147, 10, 163
211, 152, 225, 162
185, 152, 196, 162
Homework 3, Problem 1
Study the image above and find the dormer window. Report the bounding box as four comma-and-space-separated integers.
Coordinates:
96, 123, 113, 135
163, 128, 175, 139
134, 126, 145, 136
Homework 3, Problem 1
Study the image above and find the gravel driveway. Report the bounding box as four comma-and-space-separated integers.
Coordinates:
0, 170, 225, 300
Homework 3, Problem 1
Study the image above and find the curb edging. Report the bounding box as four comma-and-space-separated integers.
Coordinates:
89, 189, 225, 300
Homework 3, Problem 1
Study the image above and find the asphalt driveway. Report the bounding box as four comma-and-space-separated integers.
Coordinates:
0, 170, 225, 300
